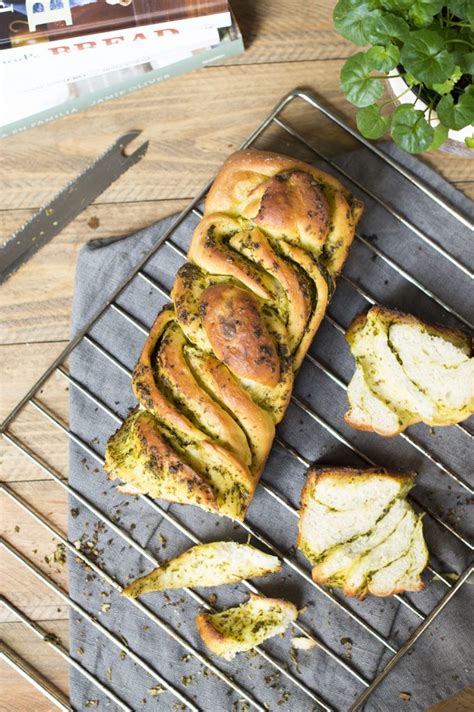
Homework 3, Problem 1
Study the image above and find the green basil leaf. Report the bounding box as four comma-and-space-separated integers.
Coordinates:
356, 105, 392, 138
409, 1, 444, 28
364, 13, 409, 44
367, 44, 400, 71
391, 104, 434, 152
436, 86, 474, 130
431, 66, 463, 95
465, 137, 474, 149
333, 0, 382, 46
340, 53, 385, 107
428, 123, 449, 150
401, 30, 456, 84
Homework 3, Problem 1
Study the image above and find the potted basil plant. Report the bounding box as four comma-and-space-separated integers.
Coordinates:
333, 0, 474, 155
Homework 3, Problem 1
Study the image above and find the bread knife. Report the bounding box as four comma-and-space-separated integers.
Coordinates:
0, 130, 149, 284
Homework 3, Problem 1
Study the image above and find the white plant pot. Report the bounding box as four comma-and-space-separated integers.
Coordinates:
386, 75, 473, 157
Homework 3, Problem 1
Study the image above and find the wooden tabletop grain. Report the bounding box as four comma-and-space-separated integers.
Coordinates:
0, 1, 472, 709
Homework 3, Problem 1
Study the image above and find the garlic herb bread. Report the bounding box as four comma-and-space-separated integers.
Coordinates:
298, 467, 428, 598
345, 306, 474, 436
104, 149, 363, 520
196, 594, 298, 660
123, 542, 281, 597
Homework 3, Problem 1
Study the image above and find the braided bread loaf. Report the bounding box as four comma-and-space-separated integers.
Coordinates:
105, 149, 363, 520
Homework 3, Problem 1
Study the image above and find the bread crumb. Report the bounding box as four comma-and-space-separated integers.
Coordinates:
341, 637, 353, 660
291, 636, 316, 651
148, 684, 166, 697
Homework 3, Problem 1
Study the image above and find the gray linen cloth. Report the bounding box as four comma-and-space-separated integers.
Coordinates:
69, 141, 473, 712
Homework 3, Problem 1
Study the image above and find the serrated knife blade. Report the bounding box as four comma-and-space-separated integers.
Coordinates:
0, 130, 149, 284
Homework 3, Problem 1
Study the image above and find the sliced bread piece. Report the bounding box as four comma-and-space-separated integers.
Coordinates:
123, 542, 281, 597
345, 307, 474, 436
298, 466, 428, 598
196, 594, 297, 660
348, 309, 435, 423
297, 466, 413, 564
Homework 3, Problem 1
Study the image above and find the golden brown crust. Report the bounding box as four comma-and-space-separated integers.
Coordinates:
188, 214, 274, 301
344, 405, 469, 436
132, 307, 206, 441
201, 283, 280, 388
133, 413, 218, 510
280, 242, 329, 370
312, 575, 425, 599
196, 611, 227, 655
205, 149, 356, 213
345, 311, 369, 344
229, 226, 312, 352
129, 306, 257, 519
241, 171, 330, 250
157, 322, 251, 465
204, 149, 363, 276
303, 464, 416, 486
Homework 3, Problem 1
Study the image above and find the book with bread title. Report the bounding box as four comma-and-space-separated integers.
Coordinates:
0, 1, 231, 52
0, 10, 244, 137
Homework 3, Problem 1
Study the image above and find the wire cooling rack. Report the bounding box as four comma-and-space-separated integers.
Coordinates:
1, 89, 473, 712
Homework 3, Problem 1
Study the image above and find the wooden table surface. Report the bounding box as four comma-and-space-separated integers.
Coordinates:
0, 2, 472, 710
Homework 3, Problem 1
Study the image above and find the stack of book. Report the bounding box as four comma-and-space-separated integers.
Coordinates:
0, 0, 244, 137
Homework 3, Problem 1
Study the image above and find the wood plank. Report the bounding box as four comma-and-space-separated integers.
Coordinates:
0, 200, 187, 345
1, 480, 69, 622
1, 61, 470, 215
1, 429, 67, 485
228, 0, 354, 64
1, 342, 68, 423
3, 400, 69, 483
0, 61, 349, 212
0, 199, 189, 247
0, 621, 70, 709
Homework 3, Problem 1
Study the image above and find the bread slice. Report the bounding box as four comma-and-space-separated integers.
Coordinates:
196, 594, 297, 660
297, 467, 428, 598
345, 307, 474, 436
122, 542, 281, 597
